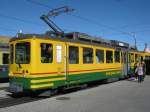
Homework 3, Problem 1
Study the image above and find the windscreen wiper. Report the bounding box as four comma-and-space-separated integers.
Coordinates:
18, 63, 22, 69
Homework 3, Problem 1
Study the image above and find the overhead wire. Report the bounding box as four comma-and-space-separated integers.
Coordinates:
4, 0, 148, 47
0, 26, 17, 32
26, 0, 148, 38
0, 13, 43, 26
0, 12, 47, 34
26, 0, 50, 9
26, 0, 148, 47
26, 0, 130, 34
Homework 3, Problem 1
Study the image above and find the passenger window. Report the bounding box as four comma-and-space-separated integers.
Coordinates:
135, 54, 140, 62
115, 51, 120, 63
96, 49, 104, 63
83, 48, 93, 64
69, 46, 79, 64
2, 53, 9, 64
135, 54, 137, 61
145, 56, 150, 60
41, 43, 53, 63
130, 53, 134, 63
141, 56, 143, 61
106, 51, 113, 63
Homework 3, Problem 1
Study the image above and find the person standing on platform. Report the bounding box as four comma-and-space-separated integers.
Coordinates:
135, 63, 144, 83
141, 61, 146, 81
134, 62, 138, 80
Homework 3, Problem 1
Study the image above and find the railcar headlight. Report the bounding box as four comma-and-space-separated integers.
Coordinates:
9, 71, 13, 76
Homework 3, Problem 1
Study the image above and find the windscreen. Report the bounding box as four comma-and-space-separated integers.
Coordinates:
15, 42, 30, 64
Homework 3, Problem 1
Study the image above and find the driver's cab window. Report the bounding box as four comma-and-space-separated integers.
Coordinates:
41, 43, 53, 63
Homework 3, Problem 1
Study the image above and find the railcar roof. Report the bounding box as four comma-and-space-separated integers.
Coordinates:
9, 32, 142, 53
10, 33, 116, 49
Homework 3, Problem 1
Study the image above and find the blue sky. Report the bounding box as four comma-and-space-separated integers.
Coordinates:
0, 0, 150, 50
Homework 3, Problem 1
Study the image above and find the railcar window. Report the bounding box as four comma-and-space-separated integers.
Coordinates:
135, 54, 140, 62
128, 53, 131, 63
96, 49, 104, 63
2, 53, 9, 64
41, 43, 53, 63
69, 46, 79, 64
115, 51, 120, 63
145, 56, 150, 60
130, 53, 134, 63
106, 51, 113, 63
83, 48, 93, 64
141, 56, 143, 61
135, 54, 138, 62
15, 42, 30, 64
10, 44, 13, 64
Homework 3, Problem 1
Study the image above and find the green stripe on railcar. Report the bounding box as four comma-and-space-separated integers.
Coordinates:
9, 69, 122, 92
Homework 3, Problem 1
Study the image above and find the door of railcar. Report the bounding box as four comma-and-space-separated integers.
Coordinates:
121, 50, 128, 76
145, 56, 150, 75
55, 44, 68, 81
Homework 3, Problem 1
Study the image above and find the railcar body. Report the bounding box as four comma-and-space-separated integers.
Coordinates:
0, 44, 9, 79
9, 33, 150, 94
128, 51, 150, 75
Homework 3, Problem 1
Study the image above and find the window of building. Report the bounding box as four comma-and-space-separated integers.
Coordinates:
10, 44, 13, 64
69, 46, 79, 64
115, 51, 120, 63
83, 48, 93, 64
106, 50, 113, 63
2, 53, 9, 64
41, 43, 53, 63
96, 49, 104, 63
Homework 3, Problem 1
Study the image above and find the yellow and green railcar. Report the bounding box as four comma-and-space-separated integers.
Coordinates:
143, 53, 150, 74
9, 7, 150, 94
9, 33, 130, 94
0, 44, 9, 79
128, 51, 150, 75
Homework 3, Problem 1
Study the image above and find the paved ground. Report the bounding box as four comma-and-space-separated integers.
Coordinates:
0, 76, 150, 112
0, 83, 9, 99
0, 83, 8, 89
